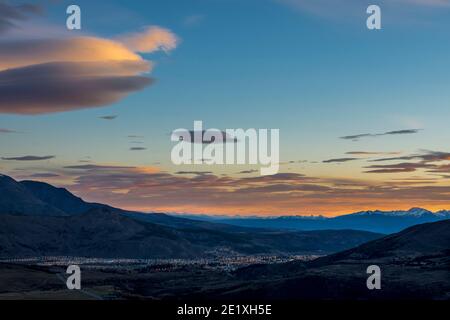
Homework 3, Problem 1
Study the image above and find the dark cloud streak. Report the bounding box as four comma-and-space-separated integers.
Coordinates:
1, 155, 55, 161
0, 2, 42, 34
323, 157, 359, 163
340, 129, 421, 141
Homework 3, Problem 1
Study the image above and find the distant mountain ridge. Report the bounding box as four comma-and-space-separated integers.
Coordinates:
350, 207, 450, 218
184, 208, 450, 234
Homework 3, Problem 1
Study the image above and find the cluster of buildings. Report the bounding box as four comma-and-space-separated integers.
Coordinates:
0, 254, 321, 272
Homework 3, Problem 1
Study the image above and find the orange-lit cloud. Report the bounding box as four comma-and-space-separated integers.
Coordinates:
0, 27, 178, 114
0, 37, 143, 70
117, 26, 178, 53
16, 164, 448, 216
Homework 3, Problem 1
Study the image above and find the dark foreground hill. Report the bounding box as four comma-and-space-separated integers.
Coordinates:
204, 220, 450, 300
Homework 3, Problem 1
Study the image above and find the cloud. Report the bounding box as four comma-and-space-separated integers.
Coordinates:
363, 151, 450, 174
0, 2, 42, 34
346, 151, 401, 156
0, 128, 17, 133
340, 129, 421, 141
0, 27, 178, 114
117, 26, 178, 53
26, 173, 60, 178
129, 147, 147, 151
364, 162, 434, 173
237, 169, 259, 174
64, 164, 135, 170
323, 157, 359, 163
175, 171, 214, 176
370, 151, 450, 162
0, 37, 144, 70
429, 164, 450, 173
99, 115, 118, 120
1, 155, 55, 161
0, 61, 152, 114
38, 165, 449, 215
384, 129, 421, 135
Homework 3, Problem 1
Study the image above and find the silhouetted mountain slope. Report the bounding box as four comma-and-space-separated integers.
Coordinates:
20, 180, 98, 215
314, 219, 450, 264
0, 208, 208, 259
0, 174, 66, 216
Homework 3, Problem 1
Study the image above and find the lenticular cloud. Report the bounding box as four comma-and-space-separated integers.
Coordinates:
0, 27, 177, 115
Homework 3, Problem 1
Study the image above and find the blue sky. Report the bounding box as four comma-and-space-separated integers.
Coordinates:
0, 0, 449, 215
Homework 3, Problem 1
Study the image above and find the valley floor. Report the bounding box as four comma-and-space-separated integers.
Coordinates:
0, 252, 448, 300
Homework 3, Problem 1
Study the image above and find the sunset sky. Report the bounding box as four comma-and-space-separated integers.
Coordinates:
0, 0, 449, 216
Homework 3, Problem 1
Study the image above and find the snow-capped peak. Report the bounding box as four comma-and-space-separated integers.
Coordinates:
353, 207, 437, 217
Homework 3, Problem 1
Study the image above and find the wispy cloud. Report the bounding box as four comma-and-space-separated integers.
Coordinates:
364, 151, 450, 174
237, 169, 259, 174
175, 171, 214, 176
63, 164, 135, 170
1, 155, 55, 161
26, 173, 60, 178
323, 157, 359, 163
129, 147, 147, 151
99, 115, 118, 120
364, 162, 434, 173
0, 128, 18, 133
116, 26, 178, 53
346, 151, 402, 156
0, 2, 42, 34
340, 129, 421, 141
369, 150, 450, 162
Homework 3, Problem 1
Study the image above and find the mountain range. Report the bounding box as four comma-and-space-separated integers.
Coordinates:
0, 174, 382, 259
184, 208, 450, 233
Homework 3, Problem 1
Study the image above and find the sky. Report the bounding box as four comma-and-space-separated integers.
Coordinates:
0, 0, 449, 216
